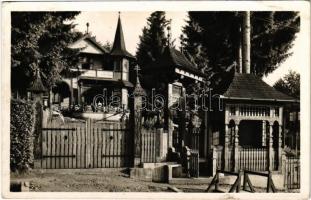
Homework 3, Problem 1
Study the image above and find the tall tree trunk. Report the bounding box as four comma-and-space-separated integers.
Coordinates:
238, 24, 243, 73
242, 11, 251, 74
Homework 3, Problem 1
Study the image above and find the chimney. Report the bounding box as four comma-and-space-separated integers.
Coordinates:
242, 11, 251, 74
86, 22, 89, 34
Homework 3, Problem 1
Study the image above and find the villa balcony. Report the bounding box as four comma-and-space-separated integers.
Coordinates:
70, 68, 115, 80
79, 69, 114, 79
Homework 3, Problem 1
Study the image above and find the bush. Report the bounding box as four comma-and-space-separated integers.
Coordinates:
10, 98, 35, 172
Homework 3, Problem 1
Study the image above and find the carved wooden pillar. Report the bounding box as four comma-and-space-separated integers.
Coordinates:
224, 123, 230, 171
78, 82, 82, 105
133, 105, 142, 166
262, 120, 266, 146
278, 124, 283, 171
278, 104, 284, 171
132, 70, 146, 167
233, 121, 239, 172
268, 121, 274, 171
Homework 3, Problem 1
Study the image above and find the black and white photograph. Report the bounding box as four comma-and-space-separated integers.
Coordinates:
1, 1, 310, 199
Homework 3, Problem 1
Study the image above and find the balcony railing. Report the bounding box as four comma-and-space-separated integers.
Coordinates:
72, 69, 114, 79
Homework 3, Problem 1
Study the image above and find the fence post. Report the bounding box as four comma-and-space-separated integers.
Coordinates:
215, 170, 219, 191
157, 128, 166, 162
212, 146, 217, 176
281, 151, 287, 191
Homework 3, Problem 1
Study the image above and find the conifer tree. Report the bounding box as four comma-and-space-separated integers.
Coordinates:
136, 11, 169, 75
11, 12, 81, 95
274, 70, 300, 99
182, 11, 300, 91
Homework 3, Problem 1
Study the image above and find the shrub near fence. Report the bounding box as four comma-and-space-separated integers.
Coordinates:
10, 99, 35, 172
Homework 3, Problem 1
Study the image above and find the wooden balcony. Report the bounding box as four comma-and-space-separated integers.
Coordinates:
79, 69, 114, 79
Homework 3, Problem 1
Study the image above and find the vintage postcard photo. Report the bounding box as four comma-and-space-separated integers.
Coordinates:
1, 1, 310, 199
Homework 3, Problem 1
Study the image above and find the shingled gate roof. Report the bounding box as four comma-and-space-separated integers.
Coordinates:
152, 46, 204, 77
222, 73, 296, 102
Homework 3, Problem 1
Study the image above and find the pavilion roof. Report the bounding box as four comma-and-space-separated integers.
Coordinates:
222, 73, 297, 102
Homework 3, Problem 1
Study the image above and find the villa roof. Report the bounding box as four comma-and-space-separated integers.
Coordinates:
69, 34, 109, 54
85, 36, 109, 54
110, 15, 134, 58
222, 73, 297, 102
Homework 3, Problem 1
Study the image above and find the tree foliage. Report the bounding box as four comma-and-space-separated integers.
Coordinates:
136, 11, 169, 73
11, 12, 81, 95
274, 70, 300, 99
182, 11, 300, 90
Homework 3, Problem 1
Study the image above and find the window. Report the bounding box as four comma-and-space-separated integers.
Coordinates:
81, 57, 94, 70
113, 60, 122, 79
122, 59, 129, 81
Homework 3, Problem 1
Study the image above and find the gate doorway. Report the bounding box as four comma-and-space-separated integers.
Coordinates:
40, 118, 133, 169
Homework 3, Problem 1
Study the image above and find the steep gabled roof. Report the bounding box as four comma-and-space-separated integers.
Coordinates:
151, 46, 204, 77
110, 15, 134, 58
222, 73, 297, 102
68, 34, 109, 54
85, 36, 109, 53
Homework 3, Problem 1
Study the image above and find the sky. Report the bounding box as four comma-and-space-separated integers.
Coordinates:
73, 11, 301, 86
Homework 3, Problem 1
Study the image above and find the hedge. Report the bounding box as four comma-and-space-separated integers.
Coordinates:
10, 99, 35, 172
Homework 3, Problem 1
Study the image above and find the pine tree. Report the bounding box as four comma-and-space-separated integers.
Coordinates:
136, 11, 169, 74
274, 70, 300, 99
11, 12, 81, 96
182, 11, 300, 90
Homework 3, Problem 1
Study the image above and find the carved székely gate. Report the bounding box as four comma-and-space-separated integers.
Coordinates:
41, 118, 132, 169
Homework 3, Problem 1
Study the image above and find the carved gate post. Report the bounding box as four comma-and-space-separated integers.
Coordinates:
132, 66, 146, 167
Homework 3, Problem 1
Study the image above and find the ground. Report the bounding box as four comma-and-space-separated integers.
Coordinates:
10, 168, 297, 193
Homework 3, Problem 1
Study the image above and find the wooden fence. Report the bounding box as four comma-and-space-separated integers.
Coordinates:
189, 151, 199, 177
283, 155, 300, 190
40, 119, 132, 169
213, 146, 277, 172
140, 128, 168, 163
141, 128, 158, 163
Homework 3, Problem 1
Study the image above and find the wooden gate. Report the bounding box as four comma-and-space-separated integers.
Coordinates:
41, 119, 132, 169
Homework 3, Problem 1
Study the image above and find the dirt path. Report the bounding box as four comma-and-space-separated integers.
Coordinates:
11, 168, 296, 193
11, 169, 173, 192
